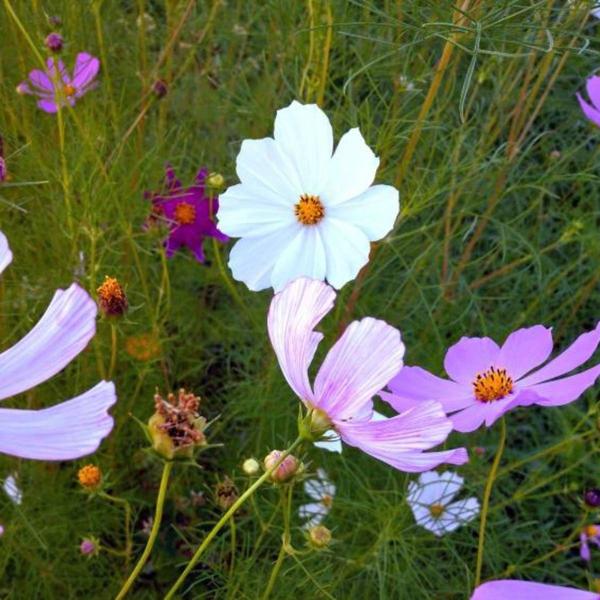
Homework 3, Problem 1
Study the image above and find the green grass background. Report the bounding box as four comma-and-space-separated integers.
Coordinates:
1, 0, 600, 598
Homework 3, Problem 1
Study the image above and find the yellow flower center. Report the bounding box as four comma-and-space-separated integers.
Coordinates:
586, 525, 600, 537
429, 503, 445, 518
174, 201, 196, 225
294, 194, 325, 225
78, 464, 102, 489
473, 366, 513, 403
64, 84, 76, 97
321, 494, 333, 508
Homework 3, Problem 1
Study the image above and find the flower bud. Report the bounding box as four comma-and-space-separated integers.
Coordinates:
48, 15, 62, 27
585, 489, 600, 508
0, 157, 6, 183
45, 32, 63, 52
97, 276, 128, 317
80, 537, 99, 557
78, 464, 102, 491
206, 172, 225, 193
242, 458, 260, 475
215, 477, 238, 511
308, 525, 332, 549
152, 79, 168, 99
16, 82, 29, 95
264, 450, 301, 483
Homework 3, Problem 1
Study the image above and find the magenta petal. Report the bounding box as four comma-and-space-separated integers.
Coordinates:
587, 75, 600, 108
577, 93, 600, 128
0, 231, 13, 276
519, 323, 600, 386
471, 580, 597, 600
28, 69, 54, 93
71, 53, 100, 89
444, 336, 500, 384
0, 381, 115, 460
581, 534, 591, 561
37, 99, 59, 113
497, 325, 553, 379
525, 364, 600, 407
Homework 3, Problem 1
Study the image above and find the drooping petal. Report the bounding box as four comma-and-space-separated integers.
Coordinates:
471, 580, 597, 600
37, 99, 59, 113
524, 364, 600, 407
497, 325, 553, 380
0, 381, 116, 460
0, 284, 97, 401
314, 317, 404, 421
228, 223, 301, 291
321, 128, 379, 205
0, 231, 13, 275
406, 471, 465, 507
318, 217, 371, 289
385, 366, 472, 412
577, 93, 600, 128
273, 101, 333, 194
327, 184, 399, 241
270, 227, 327, 292
519, 323, 600, 387
268, 278, 336, 404
218, 183, 296, 237
444, 337, 500, 384
71, 53, 100, 90
587, 76, 600, 109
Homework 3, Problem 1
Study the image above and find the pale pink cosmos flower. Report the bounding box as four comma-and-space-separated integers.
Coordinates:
384, 324, 600, 433
577, 76, 600, 128
471, 580, 598, 599
0, 231, 115, 460
267, 278, 467, 472
17, 53, 99, 113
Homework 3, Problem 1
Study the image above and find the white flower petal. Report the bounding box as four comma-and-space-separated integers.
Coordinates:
328, 184, 399, 241
319, 218, 371, 289
0, 232, 12, 276
228, 224, 301, 291
3, 474, 22, 505
321, 128, 379, 205
270, 227, 327, 292
407, 471, 465, 507
274, 101, 333, 194
314, 431, 342, 454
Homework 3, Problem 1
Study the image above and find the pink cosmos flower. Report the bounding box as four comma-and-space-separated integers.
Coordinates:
267, 278, 468, 472
580, 524, 600, 561
145, 165, 228, 263
471, 579, 598, 599
0, 231, 115, 460
578, 76, 600, 128
384, 324, 600, 433
17, 52, 99, 113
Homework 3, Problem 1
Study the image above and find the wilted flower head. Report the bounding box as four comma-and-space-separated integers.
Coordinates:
97, 276, 128, 317
264, 450, 302, 483
144, 165, 228, 263
78, 464, 102, 490
308, 525, 332, 549
80, 537, 99, 557
299, 468, 335, 528
407, 471, 479, 537
385, 323, 600, 433
471, 579, 598, 599
45, 32, 64, 52
218, 101, 400, 292
148, 389, 207, 459
268, 278, 467, 472
585, 488, 600, 508
0, 231, 115, 460
215, 477, 238, 510
17, 52, 99, 113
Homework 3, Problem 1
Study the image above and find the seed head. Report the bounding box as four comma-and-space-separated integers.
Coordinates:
215, 477, 238, 511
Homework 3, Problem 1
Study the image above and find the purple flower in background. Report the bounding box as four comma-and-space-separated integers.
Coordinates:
79, 538, 99, 557
471, 579, 598, 599
17, 52, 99, 113
145, 165, 228, 263
267, 278, 468, 472
0, 231, 115, 460
384, 324, 600, 433
577, 76, 600, 128
0, 137, 6, 183
45, 32, 63, 53
580, 524, 600, 562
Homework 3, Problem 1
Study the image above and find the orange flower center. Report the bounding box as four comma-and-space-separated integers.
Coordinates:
586, 525, 600, 537
294, 194, 325, 225
429, 503, 445, 518
321, 494, 333, 508
174, 201, 196, 225
473, 366, 513, 403
64, 84, 76, 97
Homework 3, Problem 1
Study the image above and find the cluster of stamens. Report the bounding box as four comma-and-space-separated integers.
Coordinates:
153, 389, 205, 449
473, 366, 514, 403
294, 194, 325, 225
174, 201, 196, 225
429, 503, 445, 518
64, 84, 76, 97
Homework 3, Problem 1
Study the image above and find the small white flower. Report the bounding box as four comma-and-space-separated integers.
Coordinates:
315, 410, 386, 454
407, 471, 479, 537
218, 101, 400, 291
3, 474, 22, 505
298, 469, 335, 529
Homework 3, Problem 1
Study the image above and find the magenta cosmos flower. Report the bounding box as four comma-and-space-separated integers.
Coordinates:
17, 53, 99, 113
145, 165, 228, 262
472, 580, 598, 599
0, 231, 115, 460
578, 76, 600, 128
384, 324, 600, 433
267, 278, 467, 472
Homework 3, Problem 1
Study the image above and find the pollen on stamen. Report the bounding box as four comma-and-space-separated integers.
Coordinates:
294, 194, 325, 225
429, 503, 445, 518
473, 366, 514, 403
174, 201, 196, 225
64, 84, 76, 97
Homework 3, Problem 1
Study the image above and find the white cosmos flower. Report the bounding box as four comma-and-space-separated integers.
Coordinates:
407, 471, 479, 537
299, 468, 335, 529
217, 101, 400, 292
3, 474, 22, 505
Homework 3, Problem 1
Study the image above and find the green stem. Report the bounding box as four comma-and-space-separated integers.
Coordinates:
115, 461, 173, 600
474, 417, 506, 588
99, 492, 132, 567
108, 322, 118, 380
164, 437, 303, 600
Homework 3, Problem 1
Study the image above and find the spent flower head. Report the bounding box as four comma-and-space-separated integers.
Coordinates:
215, 477, 238, 511
308, 525, 332, 549
97, 276, 128, 317
78, 464, 102, 491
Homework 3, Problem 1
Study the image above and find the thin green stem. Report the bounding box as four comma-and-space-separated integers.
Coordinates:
99, 492, 132, 567
164, 437, 303, 600
115, 461, 173, 600
108, 322, 118, 380
474, 417, 507, 588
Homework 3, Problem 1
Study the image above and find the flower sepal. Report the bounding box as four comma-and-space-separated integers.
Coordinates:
298, 406, 332, 443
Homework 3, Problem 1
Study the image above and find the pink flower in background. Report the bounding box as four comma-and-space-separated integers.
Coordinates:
145, 165, 228, 263
580, 524, 600, 562
267, 278, 467, 472
17, 52, 99, 113
0, 231, 115, 460
471, 580, 598, 599
577, 76, 600, 128
0, 136, 6, 183
383, 325, 600, 433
